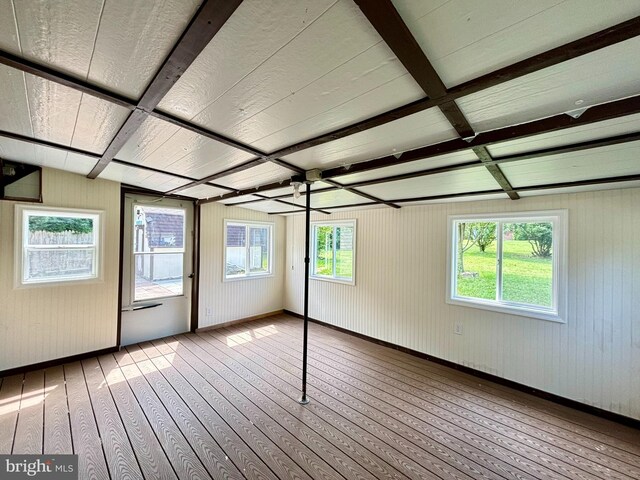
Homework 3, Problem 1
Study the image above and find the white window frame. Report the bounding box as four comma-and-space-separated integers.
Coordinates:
15, 204, 104, 288
311, 220, 356, 285
446, 210, 568, 323
132, 203, 187, 303
223, 219, 274, 281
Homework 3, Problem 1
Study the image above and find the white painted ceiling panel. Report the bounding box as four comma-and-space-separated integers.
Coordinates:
519, 181, 640, 197
4, 0, 102, 80
0, 65, 32, 137
2, 0, 200, 99
0, 137, 96, 175
334, 150, 479, 184
311, 189, 373, 208
252, 73, 422, 152
393, 0, 640, 87
281, 107, 458, 170
117, 115, 254, 178
86, 0, 200, 98
358, 166, 499, 200
501, 143, 640, 187
160, 0, 422, 148
401, 193, 509, 206
255, 181, 331, 199
0, 66, 129, 153
215, 162, 293, 190
158, 0, 337, 118
240, 200, 299, 214
488, 113, 640, 157
177, 184, 229, 200
457, 38, 640, 134
100, 163, 190, 192
219, 194, 263, 205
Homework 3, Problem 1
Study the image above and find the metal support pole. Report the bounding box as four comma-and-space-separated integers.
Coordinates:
299, 183, 311, 405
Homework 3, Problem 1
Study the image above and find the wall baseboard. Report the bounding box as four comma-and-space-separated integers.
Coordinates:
283, 309, 640, 430
0, 346, 120, 378
196, 310, 284, 333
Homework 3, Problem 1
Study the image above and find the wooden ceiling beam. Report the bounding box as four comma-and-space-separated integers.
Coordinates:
353, 0, 475, 139
472, 146, 520, 199
87, 0, 244, 179
323, 178, 401, 209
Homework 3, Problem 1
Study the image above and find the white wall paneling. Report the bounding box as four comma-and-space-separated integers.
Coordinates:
198, 202, 285, 328
393, 0, 640, 87
0, 168, 120, 371
285, 187, 640, 420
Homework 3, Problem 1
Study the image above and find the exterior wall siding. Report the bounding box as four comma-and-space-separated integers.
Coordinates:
285, 188, 640, 420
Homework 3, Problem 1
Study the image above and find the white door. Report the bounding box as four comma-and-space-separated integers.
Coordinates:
120, 194, 194, 345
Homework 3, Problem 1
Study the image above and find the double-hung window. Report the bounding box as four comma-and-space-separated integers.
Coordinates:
447, 211, 567, 322
224, 220, 273, 280
311, 220, 356, 284
16, 205, 103, 286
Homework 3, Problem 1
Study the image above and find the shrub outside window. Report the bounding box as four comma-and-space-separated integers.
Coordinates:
224, 220, 273, 280
447, 211, 567, 322
16, 205, 103, 286
311, 220, 356, 284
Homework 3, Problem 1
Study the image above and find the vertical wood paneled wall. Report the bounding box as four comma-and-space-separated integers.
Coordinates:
0, 168, 120, 371
285, 188, 640, 420
198, 202, 285, 328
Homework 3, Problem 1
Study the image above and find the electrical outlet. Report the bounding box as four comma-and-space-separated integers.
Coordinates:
454, 322, 463, 335
206, 307, 212, 316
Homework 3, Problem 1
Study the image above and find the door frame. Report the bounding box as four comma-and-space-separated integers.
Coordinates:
117, 186, 200, 347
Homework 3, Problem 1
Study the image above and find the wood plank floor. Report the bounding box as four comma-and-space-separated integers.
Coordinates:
1, 314, 639, 479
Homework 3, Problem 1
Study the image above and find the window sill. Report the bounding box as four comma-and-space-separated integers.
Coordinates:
310, 275, 355, 286
446, 297, 565, 323
223, 273, 274, 282
15, 277, 103, 289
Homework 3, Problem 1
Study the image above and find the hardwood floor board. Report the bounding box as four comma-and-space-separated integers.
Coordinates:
123, 344, 246, 479
82, 357, 143, 479
219, 323, 541, 480
0, 374, 23, 454
193, 330, 411, 480
43, 366, 72, 454
64, 362, 110, 480
203, 326, 474, 480
2, 315, 639, 480
13, 370, 44, 454
257, 319, 638, 479
97, 354, 178, 480
151, 337, 314, 480
114, 351, 213, 480
143, 352, 280, 480
172, 333, 346, 480
273, 316, 640, 460
227, 319, 626, 480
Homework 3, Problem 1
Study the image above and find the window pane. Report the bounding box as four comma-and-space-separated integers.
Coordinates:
134, 253, 183, 300
25, 248, 95, 282
335, 226, 354, 279
134, 206, 185, 253
28, 215, 95, 245
314, 226, 334, 276
226, 244, 247, 277
502, 222, 553, 307
249, 227, 269, 273
455, 222, 497, 300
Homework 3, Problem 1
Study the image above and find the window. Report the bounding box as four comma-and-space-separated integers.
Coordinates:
16, 205, 102, 286
133, 204, 186, 301
311, 220, 356, 284
447, 211, 567, 322
224, 220, 273, 280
